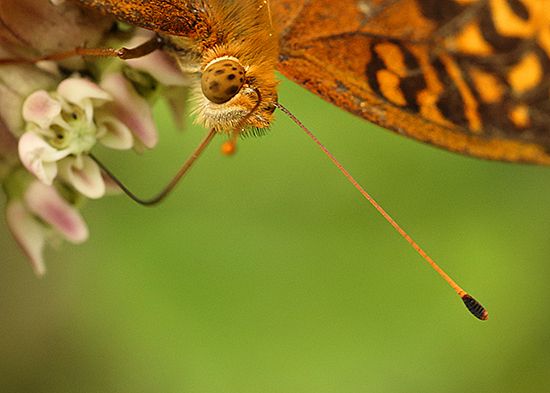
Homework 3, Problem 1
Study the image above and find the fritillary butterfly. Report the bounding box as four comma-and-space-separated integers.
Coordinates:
8, 0, 547, 318
76, 0, 550, 163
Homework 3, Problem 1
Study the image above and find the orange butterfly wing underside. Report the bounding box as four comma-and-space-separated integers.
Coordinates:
272, 0, 550, 164
74, 0, 206, 37
76, 0, 550, 164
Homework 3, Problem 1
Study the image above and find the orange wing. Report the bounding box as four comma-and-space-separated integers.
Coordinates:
74, 0, 206, 37
272, 0, 550, 164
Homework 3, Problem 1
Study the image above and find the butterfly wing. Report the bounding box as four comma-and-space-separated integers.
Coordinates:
75, 0, 206, 37
273, 0, 550, 164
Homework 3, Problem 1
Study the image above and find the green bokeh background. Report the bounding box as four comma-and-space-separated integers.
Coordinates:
2, 77, 550, 393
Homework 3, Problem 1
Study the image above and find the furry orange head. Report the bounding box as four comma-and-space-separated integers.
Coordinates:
153, 0, 279, 134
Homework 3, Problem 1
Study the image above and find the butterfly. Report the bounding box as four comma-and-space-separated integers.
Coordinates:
60, 0, 550, 320
74, 0, 550, 164
19, 0, 545, 319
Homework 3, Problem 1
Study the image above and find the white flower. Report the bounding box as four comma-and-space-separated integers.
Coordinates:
121, 30, 191, 131
6, 201, 47, 276
6, 180, 88, 276
100, 73, 158, 149
123, 30, 191, 87
58, 155, 105, 199
18, 75, 158, 198
18, 131, 69, 185
0, 3, 184, 276
0, 58, 58, 135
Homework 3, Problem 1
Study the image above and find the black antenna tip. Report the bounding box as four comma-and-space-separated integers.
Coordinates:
461, 294, 489, 321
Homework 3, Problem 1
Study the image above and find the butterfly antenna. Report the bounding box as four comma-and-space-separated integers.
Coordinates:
90, 127, 216, 206
275, 102, 488, 321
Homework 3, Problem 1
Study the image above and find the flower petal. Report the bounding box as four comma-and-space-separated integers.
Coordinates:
100, 73, 158, 148
58, 77, 112, 105
24, 180, 89, 243
6, 200, 47, 276
18, 132, 69, 185
22, 90, 62, 128
58, 156, 105, 199
123, 30, 189, 86
35, 61, 62, 76
126, 51, 190, 86
96, 113, 134, 150
0, 58, 58, 135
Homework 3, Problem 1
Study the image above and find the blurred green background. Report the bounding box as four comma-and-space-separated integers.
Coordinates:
2, 77, 550, 393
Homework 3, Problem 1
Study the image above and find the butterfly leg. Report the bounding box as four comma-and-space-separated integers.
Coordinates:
0, 35, 164, 65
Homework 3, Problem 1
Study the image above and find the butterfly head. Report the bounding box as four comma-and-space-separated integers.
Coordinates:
196, 54, 278, 134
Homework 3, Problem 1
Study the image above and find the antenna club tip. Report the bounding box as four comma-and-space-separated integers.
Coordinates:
221, 141, 237, 156
461, 294, 489, 321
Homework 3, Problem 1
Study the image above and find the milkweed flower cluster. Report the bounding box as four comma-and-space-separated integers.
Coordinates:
0, 0, 187, 275
19, 74, 157, 199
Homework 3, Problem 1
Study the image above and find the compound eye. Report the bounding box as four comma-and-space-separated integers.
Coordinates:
201, 59, 245, 104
